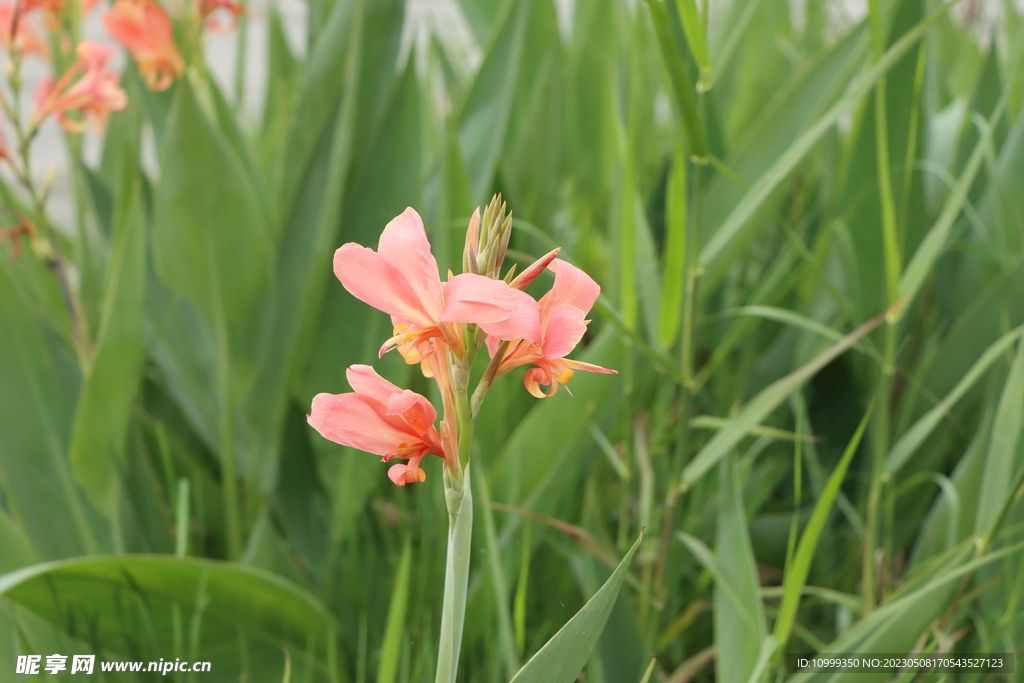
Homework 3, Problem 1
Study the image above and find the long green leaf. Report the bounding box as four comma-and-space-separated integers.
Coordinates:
886, 325, 1024, 474
377, 539, 412, 683
508, 531, 643, 683
458, 0, 530, 203
680, 312, 885, 489
974, 337, 1024, 537
774, 406, 872, 648
699, 0, 956, 271
714, 457, 767, 683
897, 101, 1003, 316
69, 170, 146, 519
0, 556, 336, 681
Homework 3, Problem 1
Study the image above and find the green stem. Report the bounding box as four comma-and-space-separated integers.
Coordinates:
435, 464, 473, 683
864, 323, 896, 609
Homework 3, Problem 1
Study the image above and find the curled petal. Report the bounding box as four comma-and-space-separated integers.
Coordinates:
388, 462, 427, 486
523, 367, 558, 399
541, 304, 587, 359
377, 208, 444, 321
334, 243, 434, 328
345, 364, 402, 404
442, 273, 541, 341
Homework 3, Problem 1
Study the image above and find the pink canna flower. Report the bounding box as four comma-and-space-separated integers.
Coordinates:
33, 40, 128, 133
0, 2, 49, 58
489, 258, 616, 397
334, 207, 541, 364
103, 0, 183, 91
308, 364, 447, 486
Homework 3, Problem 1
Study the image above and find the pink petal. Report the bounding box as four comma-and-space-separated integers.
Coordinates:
542, 259, 600, 322
563, 358, 618, 374
541, 305, 588, 359
387, 389, 437, 436
441, 273, 541, 341
334, 244, 433, 328
307, 393, 415, 456
509, 248, 560, 291
377, 208, 445, 321
346, 364, 402, 404
485, 334, 500, 357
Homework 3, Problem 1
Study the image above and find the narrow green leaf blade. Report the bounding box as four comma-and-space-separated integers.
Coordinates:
974, 338, 1024, 536
673, 0, 710, 85
658, 142, 687, 348
774, 406, 872, 648
680, 312, 884, 489
0, 556, 336, 680
715, 457, 767, 683
509, 531, 643, 683
886, 325, 1024, 474
69, 178, 146, 518
377, 539, 412, 683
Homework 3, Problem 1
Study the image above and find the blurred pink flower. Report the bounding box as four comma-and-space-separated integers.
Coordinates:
103, 0, 183, 91
0, 2, 48, 58
197, 0, 251, 32
489, 258, 616, 397
334, 207, 541, 364
33, 40, 127, 132
308, 364, 447, 486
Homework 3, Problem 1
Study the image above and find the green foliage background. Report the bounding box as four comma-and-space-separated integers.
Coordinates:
2, 0, 1024, 680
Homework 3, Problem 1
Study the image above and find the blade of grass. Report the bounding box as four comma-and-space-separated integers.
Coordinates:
886, 325, 1024, 475
773, 405, 873, 649
679, 310, 886, 490
699, 0, 959, 272
377, 539, 412, 683
508, 531, 643, 683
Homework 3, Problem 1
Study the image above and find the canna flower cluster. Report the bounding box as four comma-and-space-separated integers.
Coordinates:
33, 40, 127, 132
103, 0, 184, 91
308, 198, 615, 487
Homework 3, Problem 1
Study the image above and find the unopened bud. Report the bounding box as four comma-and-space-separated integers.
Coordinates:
39, 167, 58, 203
463, 207, 480, 274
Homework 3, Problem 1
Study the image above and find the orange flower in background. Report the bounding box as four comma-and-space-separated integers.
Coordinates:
308, 365, 448, 486
22, 0, 62, 14
197, 0, 250, 32
0, 214, 36, 260
33, 40, 128, 132
0, 2, 49, 57
488, 258, 616, 398
103, 0, 183, 91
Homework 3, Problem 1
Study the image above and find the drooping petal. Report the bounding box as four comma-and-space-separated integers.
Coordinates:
541, 304, 588, 359
345, 364, 403, 404
308, 393, 416, 456
441, 273, 541, 341
542, 259, 600, 324
387, 389, 437, 436
334, 243, 434, 328
377, 208, 445, 321
523, 366, 556, 399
